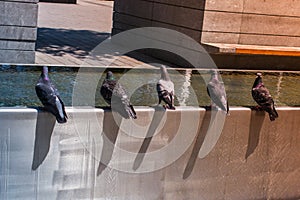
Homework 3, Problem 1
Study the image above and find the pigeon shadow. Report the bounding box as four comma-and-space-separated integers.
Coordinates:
245, 108, 265, 159
183, 109, 212, 179
31, 108, 56, 171
97, 110, 122, 176
132, 106, 165, 171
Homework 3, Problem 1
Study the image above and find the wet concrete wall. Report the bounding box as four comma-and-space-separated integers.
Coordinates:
0, 107, 300, 199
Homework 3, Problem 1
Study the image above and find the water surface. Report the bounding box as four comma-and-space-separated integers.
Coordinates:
0, 65, 299, 107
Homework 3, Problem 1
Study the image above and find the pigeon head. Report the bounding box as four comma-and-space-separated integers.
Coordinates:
209, 69, 219, 79
256, 72, 262, 77
253, 72, 263, 88
41, 66, 49, 81
106, 71, 115, 80
160, 65, 170, 81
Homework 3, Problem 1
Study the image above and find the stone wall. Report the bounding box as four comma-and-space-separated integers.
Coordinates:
113, 0, 300, 47
112, 0, 205, 43
112, 0, 300, 69
0, 0, 38, 64
202, 0, 300, 46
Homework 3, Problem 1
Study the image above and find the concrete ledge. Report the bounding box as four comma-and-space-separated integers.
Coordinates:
204, 43, 300, 57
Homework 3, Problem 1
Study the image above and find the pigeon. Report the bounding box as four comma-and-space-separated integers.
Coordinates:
157, 65, 175, 110
252, 73, 278, 121
35, 66, 68, 123
207, 70, 229, 114
100, 71, 137, 119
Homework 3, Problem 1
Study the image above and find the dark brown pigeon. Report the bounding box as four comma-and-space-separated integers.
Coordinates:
35, 66, 68, 123
252, 73, 278, 121
100, 71, 137, 119
157, 65, 175, 110
207, 70, 229, 114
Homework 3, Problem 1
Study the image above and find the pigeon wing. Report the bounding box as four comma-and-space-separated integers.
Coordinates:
207, 80, 228, 113
35, 82, 67, 123
157, 80, 174, 107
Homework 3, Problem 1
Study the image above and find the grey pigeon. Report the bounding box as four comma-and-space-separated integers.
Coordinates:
157, 65, 175, 110
35, 66, 68, 123
252, 73, 278, 121
100, 71, 137, 119
207, 70, 229, 114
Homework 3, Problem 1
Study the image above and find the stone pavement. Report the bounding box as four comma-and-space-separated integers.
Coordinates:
35, 0, 168, 67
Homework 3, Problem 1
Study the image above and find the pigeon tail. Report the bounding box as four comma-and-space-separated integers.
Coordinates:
128, 105, 137, 119
267, 107, 279, 121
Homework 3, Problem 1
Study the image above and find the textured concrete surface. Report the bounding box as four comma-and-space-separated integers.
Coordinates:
202, 0, 300, 46
1, 107, 300, 199
0, 0, 38, 64
112, 0, 300, 69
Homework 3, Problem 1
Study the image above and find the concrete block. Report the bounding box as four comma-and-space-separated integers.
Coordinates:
0, 49, 35, 64
238, 34, 300, 47
0, 41, 35, 51
152, 3, 204, 30
240, 14, 300, 37
1, 0, 38, 3
114, 0, 153, 19
152, 21, 201, 42
243, 0, 300, 17
113, 12, 152, 27
0, 1, 38, 27
0, 26, 37, 41
152, 0, 205, 10
205, 0, 244, 12
201, 31, 240, 44
202, 11, 243, 33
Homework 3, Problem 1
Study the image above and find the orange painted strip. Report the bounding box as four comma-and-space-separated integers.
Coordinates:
236, 48, 300, 57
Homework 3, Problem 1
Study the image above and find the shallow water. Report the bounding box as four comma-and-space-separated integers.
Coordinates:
0, 65, 299, 107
